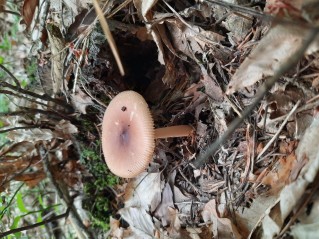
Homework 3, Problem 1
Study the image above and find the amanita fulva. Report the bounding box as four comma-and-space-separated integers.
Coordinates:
102, 91, 193, 178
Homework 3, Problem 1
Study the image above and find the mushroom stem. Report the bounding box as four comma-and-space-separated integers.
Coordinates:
154, 125, 193, 139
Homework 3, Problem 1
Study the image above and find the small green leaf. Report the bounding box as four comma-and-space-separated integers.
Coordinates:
10, 215, 21, 229
21, 79, 27, 88
0, 56, 4, 64
38, 194, 44, 207
14, 232, 22, 239
16, 192, 28, 213
36, 212, 42, 223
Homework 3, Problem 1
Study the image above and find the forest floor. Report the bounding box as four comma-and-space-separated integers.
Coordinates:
1, 0, 319, 238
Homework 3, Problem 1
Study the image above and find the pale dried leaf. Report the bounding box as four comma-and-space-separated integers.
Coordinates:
54, 120, 78, 135
124, 172, 163, 212
8, 128, 55, 142
165, 19, 224, 61
291, 221, 319, 239
63, 0, 90, 14
154, 183, 174, 226
108, 217, 123, 238
222, 13, 252, 45
290, 199, 319, 238
166, 207, 182, 237
173, 186, 191, 215
71, 88, 94, 114
201, 65, 223, 102
119, 207, 156, 239
133, 0, 158, 20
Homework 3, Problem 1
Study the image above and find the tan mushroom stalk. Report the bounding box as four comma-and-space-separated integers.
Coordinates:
102, 90, 193, 178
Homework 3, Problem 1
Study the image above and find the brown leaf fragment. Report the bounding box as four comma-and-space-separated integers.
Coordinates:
202, 199, 242, 239
261, 141, 299, 194
14, 171, 46, 187
21, 0, 39, 29
200, 65, 223, 102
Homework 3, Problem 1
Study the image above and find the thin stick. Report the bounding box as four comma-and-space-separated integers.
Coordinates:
0, 64, 21, 88
257, 100, 300, 160
192, 28, 319, 168
0, 208, 71, 238
92, 0, 125, 76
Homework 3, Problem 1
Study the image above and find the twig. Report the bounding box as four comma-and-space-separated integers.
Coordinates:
0, 208, 71, 238
0, 81, 73, 111
107, 0, 132, 19
257, 100, 300, 160
0, 108, 70, 120
0, 125, 43, 134
178, 167, 200, 194
0, 183, 24, 220
92, 0, 125, 76
192, 28, 319, 168
1, 10, 20, 16
72, 38, 88, 94
0, 64, 21, 88
266, 99, 319, 123
0, 89, 52, 108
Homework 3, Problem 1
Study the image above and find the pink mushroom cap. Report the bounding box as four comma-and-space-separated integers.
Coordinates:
102, 91, 155, 178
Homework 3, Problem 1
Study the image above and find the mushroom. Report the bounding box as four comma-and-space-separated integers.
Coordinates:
102, 90, 193, 178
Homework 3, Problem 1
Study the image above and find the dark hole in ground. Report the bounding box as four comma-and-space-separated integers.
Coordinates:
115, 31, 160, 93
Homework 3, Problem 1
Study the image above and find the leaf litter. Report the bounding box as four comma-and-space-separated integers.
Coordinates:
6, 0, 319, 237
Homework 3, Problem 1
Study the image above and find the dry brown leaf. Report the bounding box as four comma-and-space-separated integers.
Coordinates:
108, 217, 123, 238
200, 65, 223, 102
226, 24, 319, 94
21, 0, 39, 29
202, 199, 242, 239
0, 0, 6, 12
261, 141, 299, 194
14, 171, 46, 187
166, 207, 182, 237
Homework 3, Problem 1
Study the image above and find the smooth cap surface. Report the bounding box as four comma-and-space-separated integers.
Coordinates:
102, 91, 155, 178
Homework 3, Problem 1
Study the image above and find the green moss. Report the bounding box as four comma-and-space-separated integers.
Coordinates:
80, 143, 118, 230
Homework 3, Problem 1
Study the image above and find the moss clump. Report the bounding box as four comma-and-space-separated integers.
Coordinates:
80, 142, 118, 230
